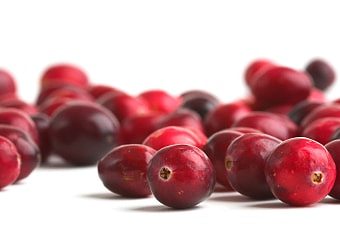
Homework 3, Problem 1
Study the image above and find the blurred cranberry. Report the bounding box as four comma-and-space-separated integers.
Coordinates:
0, 69, 16, 96
301, 103, 340, 127
306, 59, 336, 91
0, 136, 20, 188
88, 85, 126, 100
0, 99, 38, 115
265, 104, 293, 115
288, 101, 323, 125
36, 83, 78, 105
138, 90, 181, 114
244, 59, 275, 87
302, 117, 340, 145
31, 113, 51, 163
308, 88, 326, 102
41, 86, 93, 104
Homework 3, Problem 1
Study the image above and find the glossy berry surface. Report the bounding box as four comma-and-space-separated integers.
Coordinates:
203, 130, 243, 190
98, 144, 156, 198
138, 90, 181, 114
325, 140, 340, 199
0, 136, 21, 189
49, 102, 120, 165
306, 59, 336, 90
0, 69, 16, 96
302, 117, 340, 145
226, 133, 281, 199
147, 144, 215, 209
301, 103, 340, 127
143, 126, 207, 150
265, 137, 336, 206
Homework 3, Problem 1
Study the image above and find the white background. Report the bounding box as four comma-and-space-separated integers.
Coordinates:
1, 0, 340, 226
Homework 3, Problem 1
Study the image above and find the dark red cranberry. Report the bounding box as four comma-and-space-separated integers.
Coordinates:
325, 140, 340, 199
225, 133, 281, 199
88, 85, 125, 100
250, 67, 312, 106
98, 144, 156, 198
0, 99, 38, 115
204, 102, 251, 136
302, 117, 340, 145
306, 59, 336, 91
41, 64, 89, 89
138, 90, 181, 114
0, 108, 39, 144
49, 102, 120, 166
233, 112, 297, 140
143, 126, 206, 150
158, 108, 204, 133
301, 104, 340, 127
308, 88, 326, 102
244, 59, 275, 87
0, 136, 20, 189
265, 137, 336, 206
180, 90, 219, 119
31, 113, 51, 162
147, 144, 215, 209
0, 69, 16, 96
203, 130, 243, 190
0, 125, 40, 181
288, 101, 323, 125
98, 93, 149, 122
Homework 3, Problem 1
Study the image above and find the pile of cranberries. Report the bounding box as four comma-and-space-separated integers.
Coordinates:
1, 59, 340, 209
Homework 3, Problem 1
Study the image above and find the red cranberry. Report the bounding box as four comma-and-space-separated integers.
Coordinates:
325, 140, 340, 199
308, 88, 326, 102
226, 133, 281, 199
31, 113, 51, 162
36, 84, 78, 105
0, 99, 38, 115
41, 64, 89, 89
138, 90, 181, 114
233, 112, 297, 140
204, 102, 251, 136
49, 102, 120, 165
301, 103, 340, 127
302, 117, 340, 145
98, 144, 156, 197
244, 59, 275, 87
98, 93, 149, 122
265, 137, 336, 206
0, 125, 40, 181
88, 85, 125, 100
143, 126, 206, 150
41, 86, 93, 104
0, 69, 16, 96
265, 104, 293, 115
250, 67, 312, 106
147, 144, 215, 209
288, 101, 323, 125
180, 90, 219, 119
203, 130, 243, 190
0, 136, 20, 189
39, 97, 78, 117
306, 59, 336, 91
0, 108, 39, 144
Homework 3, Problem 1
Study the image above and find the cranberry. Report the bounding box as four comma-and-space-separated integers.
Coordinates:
36, 84, 79, 105
233, 112, 297, 140
147, 144, 215, 209
203, 130, 243, 190
302, 117, 340, 145
265, 137, 336, 206
31, 113, 51, 162
88, 85, 125, 100
306, 59, 336, 90
138, 90, 181, 114
0, 136, 20, 189
41, 86, 93, 104
143, 126, 206, 150
250, 67, 312, 107
204, 102, 251, 136
49, 102, 119, 165
98, 93, 149, 122
0, 108, 39, 144
157, 108, 204, 133
0, 69, 16, 96
265, 104, 293, 115
0, 125, 40, 181
180, 90, 219, 119
98, 144, 156, 198
288, 101, 323, 125
308, 88, 326, 102
301, 103, 340, 127
39, 97, 78, 117
41, 64, 89, 89
325, 140, 340, 199
0, 99, 38, 115
244, 59, 275, 87
225, 133, 281, 199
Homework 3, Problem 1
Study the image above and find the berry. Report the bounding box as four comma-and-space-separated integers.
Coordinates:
244, 59, 275, 86
138, 90, 181, 114
306, 59, 336, 90
0, 69, 16, 96
302, 117, 340, 145
288, 101, 323, 125
31, 113, 51, 162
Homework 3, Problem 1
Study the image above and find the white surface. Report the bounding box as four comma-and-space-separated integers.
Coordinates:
1, 0, 340, 226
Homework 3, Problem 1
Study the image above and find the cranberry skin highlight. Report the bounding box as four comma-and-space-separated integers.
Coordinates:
147, 144, 215, 209
306, 59, 336, 91
98, 144, 156, 198
203, 130, 243, 190
49, 102, 120, 166
226, 133, 281, 199
265, 137, 336, 206
0, 136, 21, 189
